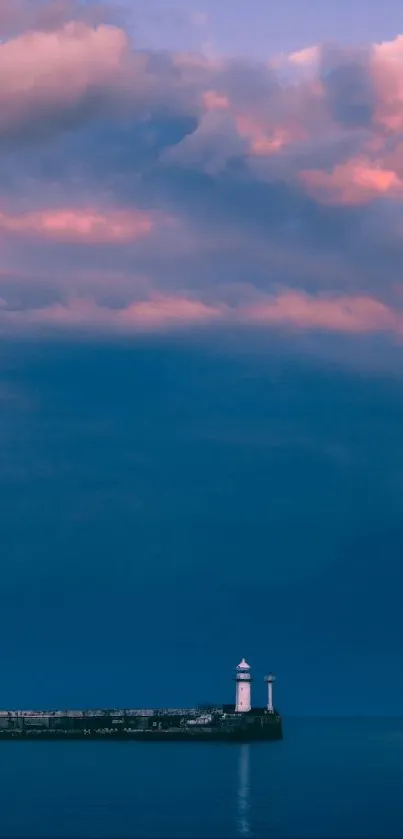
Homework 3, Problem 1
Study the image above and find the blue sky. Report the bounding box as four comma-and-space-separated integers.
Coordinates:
125, 0, 403, 57
2, 0, 403, 715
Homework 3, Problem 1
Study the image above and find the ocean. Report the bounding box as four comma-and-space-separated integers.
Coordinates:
1, 717, 403, 838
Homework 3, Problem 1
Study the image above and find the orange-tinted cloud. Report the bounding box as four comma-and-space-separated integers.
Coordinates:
0, 207, 155, 243
299, 159, 403, 205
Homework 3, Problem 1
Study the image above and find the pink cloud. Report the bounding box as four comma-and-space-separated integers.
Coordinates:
121, 295, 222, 329
0, 20, 129, 137
2, 290, 402, 340
244, 291, 402, 335
299, 159, 403, 205
235, 114, 307, 156
288, 45, 320, 67
202, 90, 230, 111
3, 20, 403, 353
0, 295, 222, 333
0, 207, 155, 244
372, 36, 403, 132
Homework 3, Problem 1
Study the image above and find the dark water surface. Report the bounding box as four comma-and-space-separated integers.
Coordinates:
2, 718, 403, 837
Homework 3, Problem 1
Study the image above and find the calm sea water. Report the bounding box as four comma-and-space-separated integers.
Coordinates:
1, 718, 403, 838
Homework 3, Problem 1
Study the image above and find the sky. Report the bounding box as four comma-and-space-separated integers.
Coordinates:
2, 0, 403, 715
126, 0, 403, 59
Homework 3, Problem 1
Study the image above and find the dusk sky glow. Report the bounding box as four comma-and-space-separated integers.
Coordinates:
2, 0, 403, 716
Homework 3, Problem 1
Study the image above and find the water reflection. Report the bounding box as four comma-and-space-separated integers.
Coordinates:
237, 744, 252, 836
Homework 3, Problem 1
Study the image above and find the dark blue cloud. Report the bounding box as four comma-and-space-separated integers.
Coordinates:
320, 44, 375, 128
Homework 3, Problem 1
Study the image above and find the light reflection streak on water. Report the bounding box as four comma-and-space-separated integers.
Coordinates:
237, 744, 252, 836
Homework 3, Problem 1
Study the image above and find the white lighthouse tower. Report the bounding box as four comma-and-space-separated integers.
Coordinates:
235, 658, 252, 713
264, 673, 276, 713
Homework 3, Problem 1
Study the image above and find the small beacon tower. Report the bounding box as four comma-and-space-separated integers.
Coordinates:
235, 658, 252, 713
264, 673, 276, 713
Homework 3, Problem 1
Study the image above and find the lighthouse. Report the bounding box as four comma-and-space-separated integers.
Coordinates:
264, 673, 276, 713
235, 658, 252, 713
